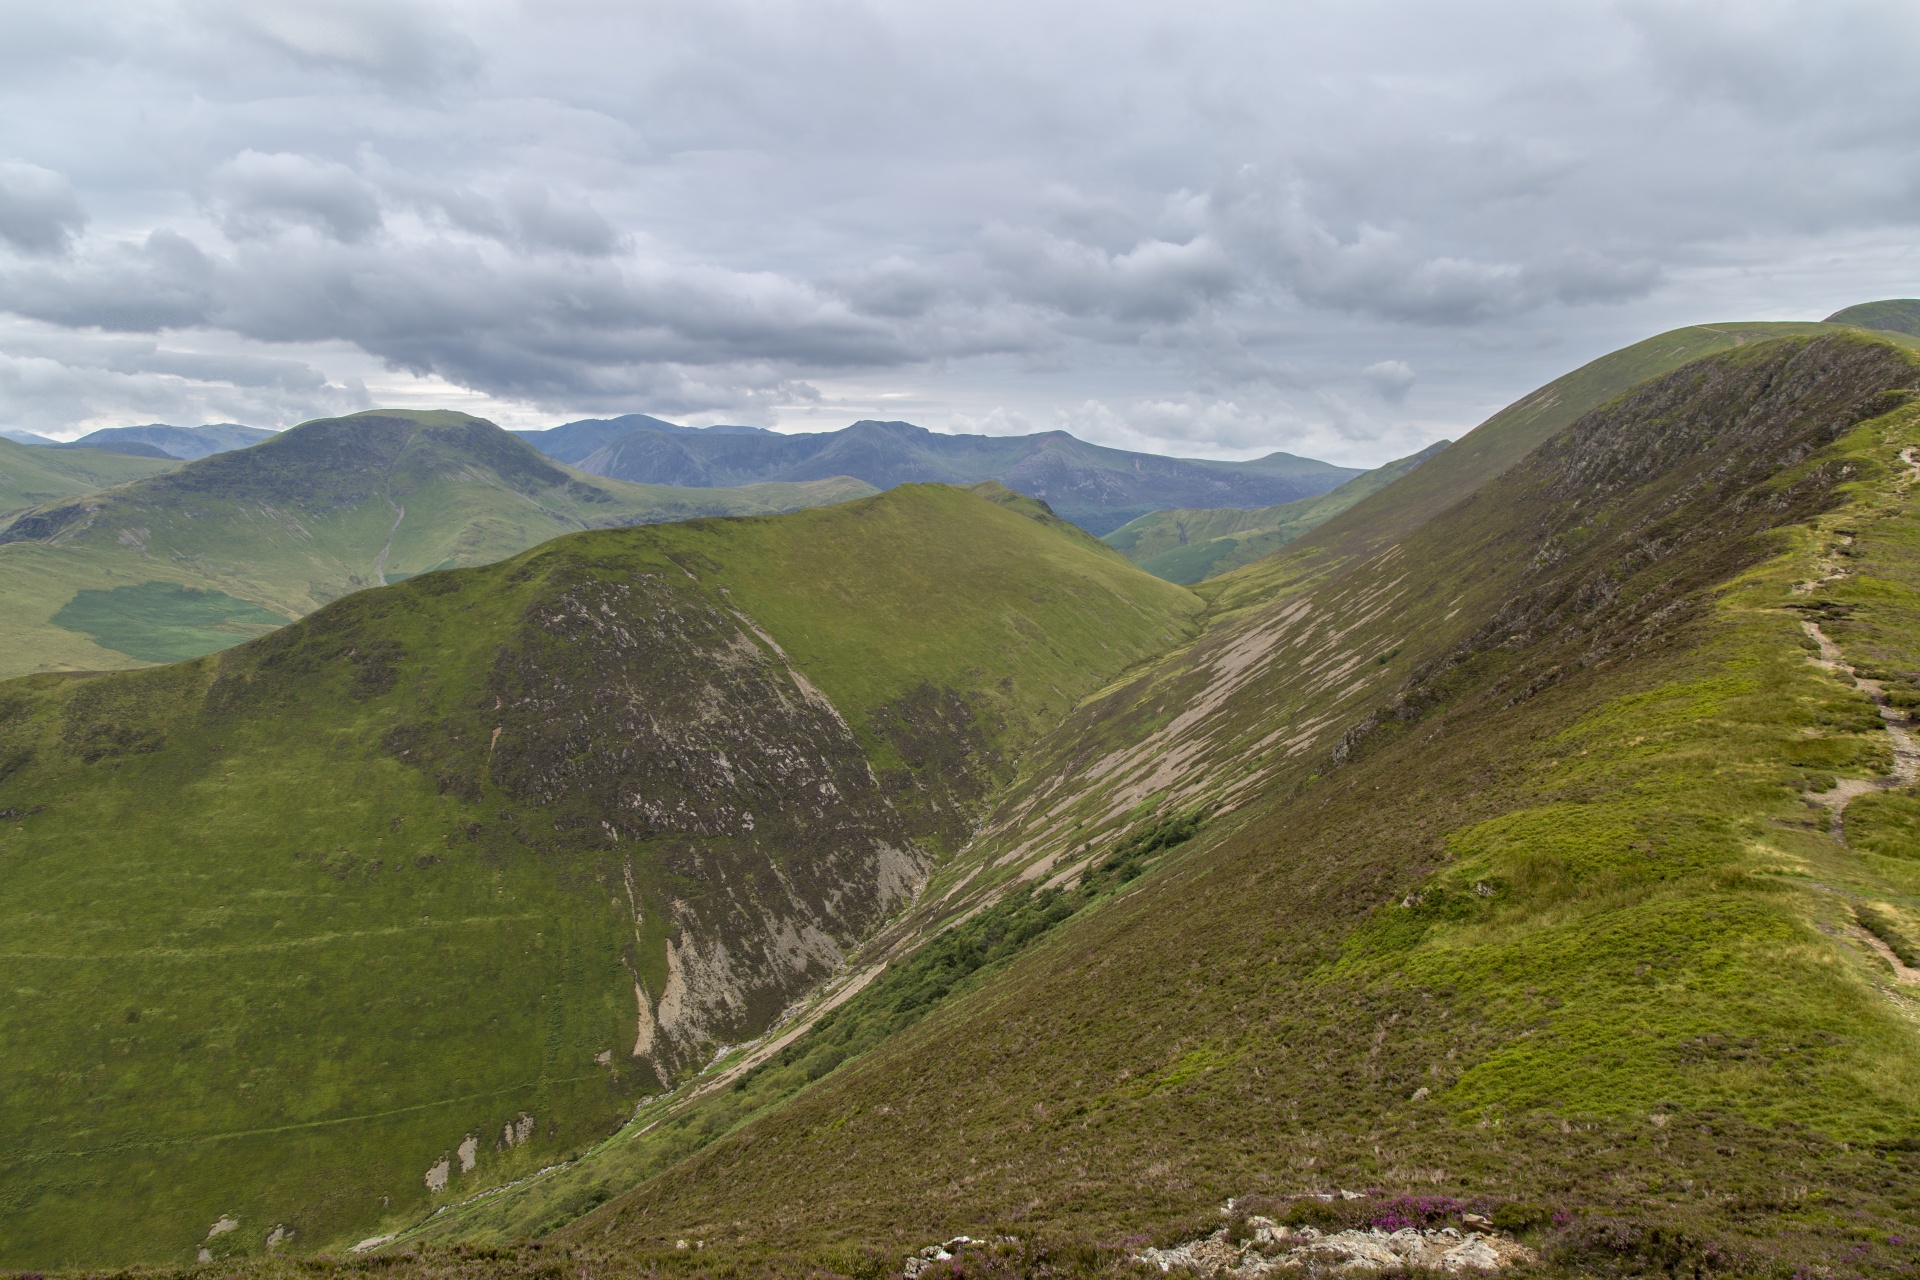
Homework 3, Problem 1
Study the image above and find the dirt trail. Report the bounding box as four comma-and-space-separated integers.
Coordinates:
1849, 923, 1920, 987
1804, 620, 1920, 841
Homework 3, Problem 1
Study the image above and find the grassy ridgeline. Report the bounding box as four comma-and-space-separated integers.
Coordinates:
513, 335, 1920, 1277
1203, 319, 1917, 613
0, 436, 177, 525
0, 483, 1199, 1267
0, 410, 877, 678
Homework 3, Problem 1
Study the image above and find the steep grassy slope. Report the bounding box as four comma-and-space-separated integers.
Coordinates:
1829, 299, 1920, 338
0, 484, 1200, 1269
0, 410, 874, 677
1104, 441, 1449, 583
1204, 320, 1902, 614
533, 418, 1361, 536
437, 332, 1920, 1277
0, 436, 177, 525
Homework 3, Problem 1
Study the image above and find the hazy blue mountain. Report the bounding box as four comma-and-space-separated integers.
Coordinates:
26, 423, 278, 460
0, 429, 61, 446
521, 416, 1361, 534
513, 414, 775, 465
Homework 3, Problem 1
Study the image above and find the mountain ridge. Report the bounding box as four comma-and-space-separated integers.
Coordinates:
12, 422, 278, 460
329, 326, 1920, 1278
523, 417, 1363, 535
506, 329, 1920, 1279
0, 483, 1200, 1267
15, 316, 1920, 1277
0, 435, 179, 527
512, 414, 775, 465
1104, 439, 1451, 583
0, 409, 875, 676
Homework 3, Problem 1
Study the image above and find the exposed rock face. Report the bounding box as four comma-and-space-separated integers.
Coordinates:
1333, 333, 1919, 767
384, 560, 957, 1079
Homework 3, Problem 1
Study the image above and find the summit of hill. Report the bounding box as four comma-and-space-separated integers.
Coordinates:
1827, 298, 1920, 338
0, 409, 874, 676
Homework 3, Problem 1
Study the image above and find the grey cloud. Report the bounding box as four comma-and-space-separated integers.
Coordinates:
2, 230, 917, 409
1211, 177, 1664, 324
5, 231, 215, 330
0, 161, 87, 255
210, 151, 383, 242
502, 185, 623, 257
836, 257, 944, 319
0, 0, 1918, 453
199, 0, 478, 88
0, 330, 367, 434
359, 161, 624, 258
1362, 360, 1415, 402
979, 224, 1237, 323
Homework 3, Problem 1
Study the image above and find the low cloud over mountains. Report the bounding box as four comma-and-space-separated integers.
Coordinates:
0, 0, 1917, 457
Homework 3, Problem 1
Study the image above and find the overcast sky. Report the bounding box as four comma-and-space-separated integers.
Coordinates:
0, 0, 1916, 464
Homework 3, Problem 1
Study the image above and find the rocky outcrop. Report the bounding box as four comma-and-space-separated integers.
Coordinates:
1138, 1219, 1535, 1276
380, 560, 953, 1080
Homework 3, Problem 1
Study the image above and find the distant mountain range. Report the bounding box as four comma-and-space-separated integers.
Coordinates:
511, 412, 775, 462
0, 410, 872, 676
1104, 439, 1451, 583
14, 310, 1920, 1272
7, 415, 1360, 534
516, 417, 1363, 535
1, 422, 277, 459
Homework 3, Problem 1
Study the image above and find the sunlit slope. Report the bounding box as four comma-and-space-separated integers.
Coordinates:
0, 483, 1199, 1270
1104, 440, 1448, 583
0, 436, 177, 526
0, 410, 875, 677
1205, 320, 1895, 612
550, 334, 1920, 1276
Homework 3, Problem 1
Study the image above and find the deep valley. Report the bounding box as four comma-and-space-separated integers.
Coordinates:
8, 312, 1920, 1279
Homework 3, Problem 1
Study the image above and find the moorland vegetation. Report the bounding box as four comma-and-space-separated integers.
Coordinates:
8, 310, 1920, 1278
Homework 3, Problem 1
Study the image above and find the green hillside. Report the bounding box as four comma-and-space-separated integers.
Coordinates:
0, 436, 178, 526
1828, 298, 1920, 337
1205, 320, 1913, 614
477, 332, 1920, 1277
0, 484, 1200, 1268
21, 319, 1920, 1280
1103, 440, 1449, 583
349, 331, 1920, 1279
0, 410, 875, 678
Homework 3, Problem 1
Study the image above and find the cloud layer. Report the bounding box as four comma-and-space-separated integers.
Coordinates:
0, 0, 1917, 456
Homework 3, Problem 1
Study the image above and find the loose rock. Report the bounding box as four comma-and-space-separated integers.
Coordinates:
903, 1236, 982, 1278
1136, 1218, 1535, 1275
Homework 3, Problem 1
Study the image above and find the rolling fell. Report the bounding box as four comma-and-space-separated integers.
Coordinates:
522, 417, 1362, 536
21, 318, 1920, 1280
0, 483, 1199, 1268
0, 409, 874, 677
301, 328, 1920, 1280
518, 330, 1920, 1278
